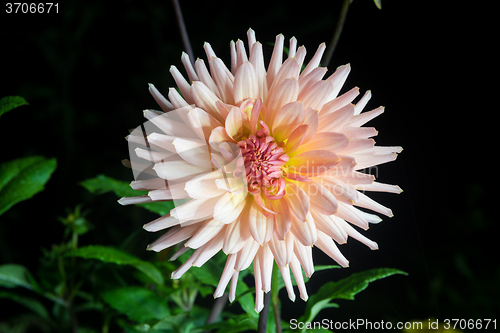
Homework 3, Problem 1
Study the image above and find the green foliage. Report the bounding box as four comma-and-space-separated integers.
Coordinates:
80, 174, 175, 215
373, 0, 382, 9
0, 264, 41, 292
0, 96, 28, 118
0, 156, 57, 215
67, 245, 164, 285
101, 286, 170, 322
300, 268, 408, 325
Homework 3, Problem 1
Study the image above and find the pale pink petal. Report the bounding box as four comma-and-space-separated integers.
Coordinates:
320, 87, 360, 116
336, 171, 375, 185
294, 46, 306, 69
292, 132, 349, 156
298, 80, 333, 111
185, 218, 224, 249
235, 238, 260, 271
290, 211, 317, 247
299, 67, 328, 96
247, 28, 257, 51
230, 40, 237, 75
298, 181, 338, 215
171, 250, 200, 279
253, 255, 264, 313
148, 185, 190, 201
336, 203, 369, 230
229, 271, 239, 303
170, 65, 194, 104
301, 107, 319, 144
248, 43, 268, 101
203, 42, 217, 59
209, 57, 235, 105
145, 110, 199, 139
209, 126, 233, 152
272, 101, 305, 142
338, 138, 375, 155
130, 178, 168, 191
300, 42, 326, 78
288, 36, 297, 59
192, 229, 225, 267
233, 61, 258, 105
285, 124, 308, 154
214, 253, 237, 298
173, 138, 213, 168
353, 153, 399, 170
270, 198, 292, 241
278, 264, 296, 302
355, 191, 393, 217
268, 232, 293, 267
249, 199, 274, 244
235, 39, 248, 68
191, 81, 224, 123
284, 182, 310, 223
225, 107, 245, 141
266, 78, 299, 125
290, 255, 308, 301
222, 210, 251, 254
353, 181, 403, 194
266, 34, 285, 88
317, 104, 355, 133
340, 126, 378, 138
213, 191, 248, 224
354, 90, 372, 115
146, 133, 177, 153
293, 238, 314, 278
168, 87, 190, 109
135, 147, 173, 163
188, 108, 223, 142
142, 214, 179, 232
347, 106, 384, 127
315, 230, 349, 267
181, 52, 199, 81
148, 83, 174, 112
258, 244, 274, 293
321, 176, 359, 205
153, 160, 207, 182
288, 150, 339, 177
310, 211, 348, 244
146, 224, 200, 252
184, 170, 225, 199
335, 217, 379, 250
170, 196, 221, 223
118, 195, 152, 206
195, 59, 221, 98
326, 63, 350, 100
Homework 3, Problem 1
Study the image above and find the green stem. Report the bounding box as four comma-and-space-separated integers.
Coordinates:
258, 291, 271, 333
271, 263, 282, 333
323, 0, 352, 67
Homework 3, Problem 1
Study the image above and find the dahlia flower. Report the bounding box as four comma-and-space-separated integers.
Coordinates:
121, 29, 402, 312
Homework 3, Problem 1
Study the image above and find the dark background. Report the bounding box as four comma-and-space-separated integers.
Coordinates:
1, 0, 497, 331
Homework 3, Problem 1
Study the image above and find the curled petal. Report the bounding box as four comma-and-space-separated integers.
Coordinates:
249, 199, 274, 244
315, 230, 349, 267
234, 61, 258, 105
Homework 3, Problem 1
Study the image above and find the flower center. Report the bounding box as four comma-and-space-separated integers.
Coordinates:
237, 133, 289, 199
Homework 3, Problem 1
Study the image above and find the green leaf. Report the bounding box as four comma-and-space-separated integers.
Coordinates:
0, 264, 40, 292
80, 174, 174, 216
66, 245, 164, 285
0, 96, 28, 118
373, 0, 382, 9
0, 156, 57, 216
0, 290, 51, 320
101, 286, 169, 322
300, 268, 407, 325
